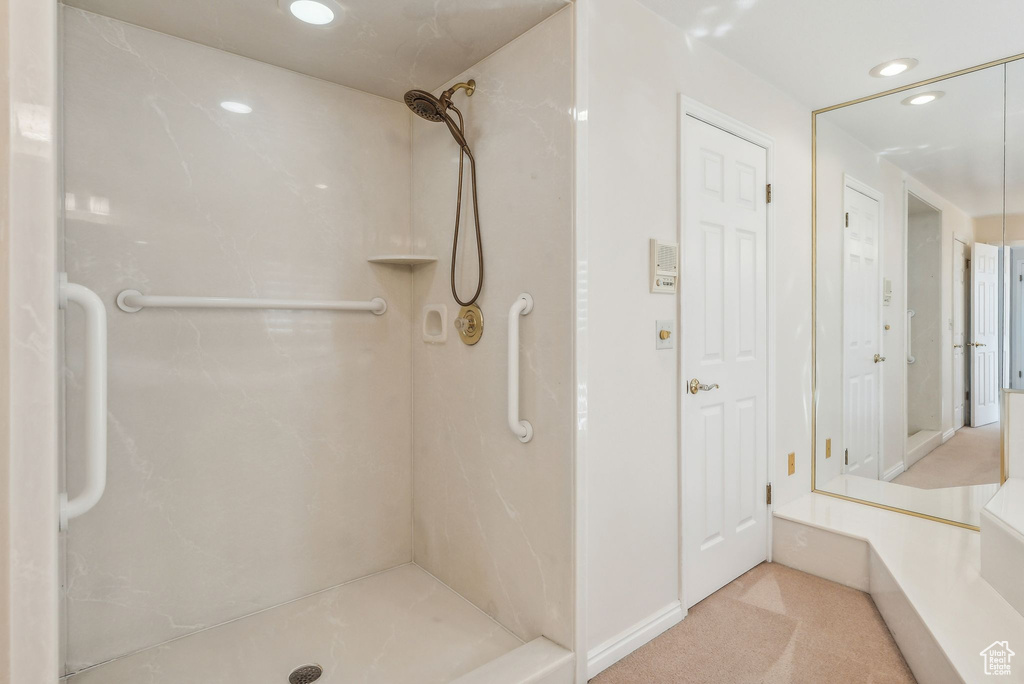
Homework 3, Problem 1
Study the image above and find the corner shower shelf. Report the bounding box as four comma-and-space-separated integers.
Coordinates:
367, 255, 437, 266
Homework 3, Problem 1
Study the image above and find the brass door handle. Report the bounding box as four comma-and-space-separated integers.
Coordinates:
954, 344, 963, 349
968, 342, 987, 347
689, 378, 720, 394
874, 354, 886, 363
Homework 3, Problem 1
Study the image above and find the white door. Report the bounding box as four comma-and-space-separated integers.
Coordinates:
953, 239, 967, 428
842, 185, 881, 479
971, 242, 1000, 426
682, 115, 768, 609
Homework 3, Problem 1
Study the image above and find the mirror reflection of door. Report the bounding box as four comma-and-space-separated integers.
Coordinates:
843, 180, 882, 480
971, 242, 1000, 426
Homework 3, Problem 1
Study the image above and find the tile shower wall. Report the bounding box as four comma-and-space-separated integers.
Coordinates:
411, 8, 575, 649
62, 8, 413, 671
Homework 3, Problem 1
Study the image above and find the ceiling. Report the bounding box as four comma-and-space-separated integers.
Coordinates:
639, 0, 1024, 110
64, 0, 570, 101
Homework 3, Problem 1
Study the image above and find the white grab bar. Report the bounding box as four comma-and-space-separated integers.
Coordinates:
907, 309, 916, 364
59, 276, 108, 530
508, 293, 534, 443
116, 290, 386, 315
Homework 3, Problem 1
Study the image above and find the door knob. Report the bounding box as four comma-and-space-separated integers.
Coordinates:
689, 378, 720, 395
874, 354, 886, 363
954, 344, 963, 349
976, 342, 987, 347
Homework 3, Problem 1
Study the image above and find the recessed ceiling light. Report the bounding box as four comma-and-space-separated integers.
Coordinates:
220, 101, 253, 114
289, 0, 335, 25
901, 91, 945, 106
869, 58, 919, 78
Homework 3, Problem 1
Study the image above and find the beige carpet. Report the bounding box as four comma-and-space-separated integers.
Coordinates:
591, 562, 915, 684
892, 423, 1000, 489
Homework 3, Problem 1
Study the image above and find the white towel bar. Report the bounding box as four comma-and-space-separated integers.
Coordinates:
508, 293, 534, 443
116, 290, 387, 315
60, 275, 108, 530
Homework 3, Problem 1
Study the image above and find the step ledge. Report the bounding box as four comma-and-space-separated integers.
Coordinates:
774, 492, 1024, 683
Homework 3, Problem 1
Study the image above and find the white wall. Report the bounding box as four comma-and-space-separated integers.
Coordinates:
579, 0, 812, 665
63, 9, 414, 671
815, 118, 976, 484
411, 8, 575, 650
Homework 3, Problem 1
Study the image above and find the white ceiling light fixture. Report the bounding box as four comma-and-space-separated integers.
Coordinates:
869, 58, 919, 78
287, 0, 336, 25
220, 101, 253, 114
901, 91, 945, 106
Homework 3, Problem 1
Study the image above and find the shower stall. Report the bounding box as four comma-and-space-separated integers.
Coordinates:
53, 2, 576, 682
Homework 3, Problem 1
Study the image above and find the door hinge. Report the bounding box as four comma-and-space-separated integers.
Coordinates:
766, 184, 772, 204
845, 212, 849, 227
766, 482, 772, 505
844, 448, 849, 465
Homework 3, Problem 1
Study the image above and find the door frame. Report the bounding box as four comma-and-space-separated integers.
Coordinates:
842, 174, 885, 480
677, 96, 776, 611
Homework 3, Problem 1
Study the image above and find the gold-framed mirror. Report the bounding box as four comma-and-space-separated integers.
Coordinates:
812, 54, 1024, 530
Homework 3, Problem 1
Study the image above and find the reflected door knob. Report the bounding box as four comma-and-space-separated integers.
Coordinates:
954, 344, 963, 349
874, 354, 886, 363
689, 378, 720, 394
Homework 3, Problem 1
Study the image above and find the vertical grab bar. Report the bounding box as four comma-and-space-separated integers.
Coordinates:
907, 309, 916, 364
508, 293, 534, 443
59, 275, 108, 530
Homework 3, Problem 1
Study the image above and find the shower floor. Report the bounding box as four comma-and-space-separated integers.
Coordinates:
63, 564, 522, 684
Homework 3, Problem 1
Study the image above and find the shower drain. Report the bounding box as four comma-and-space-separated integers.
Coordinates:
288, 664, 324, 684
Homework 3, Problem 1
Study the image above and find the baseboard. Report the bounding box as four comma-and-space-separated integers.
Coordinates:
942, 428, 956, 443
586, 601, 683, 678
882, 462, 905, 482
905, 430, 942, 469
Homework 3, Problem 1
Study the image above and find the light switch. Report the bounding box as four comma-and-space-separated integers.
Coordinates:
656, 320, 674, 350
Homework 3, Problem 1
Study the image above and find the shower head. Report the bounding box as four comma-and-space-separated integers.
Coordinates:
403, 80, 476, 122
404, 90, 446, 122
403, 80, 476, 149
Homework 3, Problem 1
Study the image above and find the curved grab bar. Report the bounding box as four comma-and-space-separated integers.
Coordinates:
906, 309, 916, 364
508, 293, 534, 443
59, 276, 108, 530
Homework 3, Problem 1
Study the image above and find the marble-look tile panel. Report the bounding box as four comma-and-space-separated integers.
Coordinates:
411, 7, 575, 649
63, 8, 414, 671
64, 564, 522, 684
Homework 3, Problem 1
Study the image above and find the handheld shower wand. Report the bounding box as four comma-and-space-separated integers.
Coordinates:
404, 80, 483, 308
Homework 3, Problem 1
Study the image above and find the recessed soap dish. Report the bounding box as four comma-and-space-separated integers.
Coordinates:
423, 305, 447, 343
